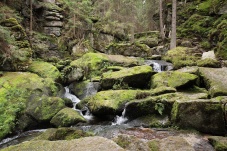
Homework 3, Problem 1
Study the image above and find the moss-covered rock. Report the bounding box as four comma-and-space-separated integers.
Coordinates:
177, 66, 199, 75
79, 87, 176, 118
199, 67, 227, 97
33, 127, 92, 141
151, 71, 198, 89
177, 86, 209, 99
26, 96, 65, 122
197, 58, 221, 68
28, 61, 62, 81
208, 136, 227, 151
113, 134, 151, 151
101, 65, 153, 90
163, 47, 200, 69
125, 93, 184, 119
69, 81, 100, 100
0, 72, 59, 140
106, 42, 151, 57
50, 108, 86, 127
171, 98, 226, 135
0, 18, 32, 71
1, 136, 125, 151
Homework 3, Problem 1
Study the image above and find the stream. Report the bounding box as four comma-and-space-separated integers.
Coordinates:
0, 60, 215, 150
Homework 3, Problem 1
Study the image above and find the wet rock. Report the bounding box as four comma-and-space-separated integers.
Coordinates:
33, 127, 92, 141
171, 98, 226, 135
151, 71, 198, 89
69, 81, 100, 100
50, 108, 86, 127
101, 65, 153, 90
1, 136, 125, 151
199, 67, 227, 97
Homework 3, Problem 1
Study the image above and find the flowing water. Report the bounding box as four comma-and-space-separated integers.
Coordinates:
144, 60, 173, 72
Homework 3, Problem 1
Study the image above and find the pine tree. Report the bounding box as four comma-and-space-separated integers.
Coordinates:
170, 0, 177, 49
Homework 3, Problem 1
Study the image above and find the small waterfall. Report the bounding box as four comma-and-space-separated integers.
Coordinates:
112, 109, 128, 125
144, 60, 173, 72
64, 87, 93, 121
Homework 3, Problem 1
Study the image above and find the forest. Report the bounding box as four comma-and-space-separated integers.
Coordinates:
0, 0, 227, 150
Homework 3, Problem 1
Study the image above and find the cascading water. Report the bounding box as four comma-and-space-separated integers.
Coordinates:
64, 87, 93, 121
144, 60, 173, 72
112, 109, 128, 125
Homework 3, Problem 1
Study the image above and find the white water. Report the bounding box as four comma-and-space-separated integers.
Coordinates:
64, 87, 93, 121
112, 109, 128, 125
144, 60, 173, 72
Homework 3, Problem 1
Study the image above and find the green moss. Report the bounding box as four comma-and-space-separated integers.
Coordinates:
151, 71, 198, 89
0, 72, 58, 140
163, 47, 200, 69
197, 58, 221, 68
114, 135, 131, 148
33, 128, 93, 141
197, 0, 225, 14
28, 61, 62, 81
50, 108, 86, 127
148, 140, 160, 151
208, 136, 227, 151
70, 53, 109, 77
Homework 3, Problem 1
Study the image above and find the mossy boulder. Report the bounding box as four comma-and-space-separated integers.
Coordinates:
33, 127, 93, 141
151, 71, 198, 89
80, 90, 138, 118
106, 42, 151, 57
68, 53, 139, 80
199, 67, 227, 97
80, 87, 176, 118
125, 93, 183, 119
197, 58, 221, 68
0, 18, 32, 71
177, 66, 199, 74
26, 96, 65, 122
92, 33, 115, 52
171, 98, 226, 135
101, 65, 153, 90
69, 81, 100, 100
1, 136, 125, 151
163, 47, 200, 69
50, 108, 86, 127
0, 72, 59, 140
208, 136, 227, 151
177, 86, 209, 99
28, 61, 62, 81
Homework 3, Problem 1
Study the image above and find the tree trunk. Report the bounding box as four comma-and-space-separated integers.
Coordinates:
29, 0, 33, 38
73, 14, 76, 38
170, 0, 177, 49
159, 0, 165, 40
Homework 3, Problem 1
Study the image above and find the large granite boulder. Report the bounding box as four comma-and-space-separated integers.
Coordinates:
50, 108, 86, 127
0, 72, 59, 140
1, 136, 125, 151
79, 87, 176, 118
33, 127, 93, 141
101, 65, 153, 90
151, 71, 198, 89
106, 42, 151, 57
66, 53, 139, 81
199, 67, 227, 97
28, 61, 61, 81
163, 47, 200, 69
26, 96, 65, 122
171, 98, 226, 135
